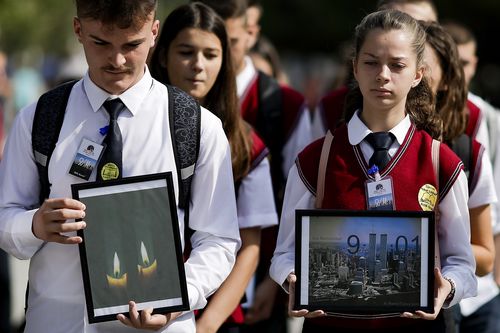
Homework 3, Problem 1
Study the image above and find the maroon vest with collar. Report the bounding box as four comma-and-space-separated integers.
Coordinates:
296, 124, 463, 329
298, 124, 463, 210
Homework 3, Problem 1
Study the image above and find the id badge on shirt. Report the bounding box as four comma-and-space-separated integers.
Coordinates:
365, 176, 395, 210
69, 138, 105, 180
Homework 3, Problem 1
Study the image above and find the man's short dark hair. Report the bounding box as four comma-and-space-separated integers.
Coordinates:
192, 0, 248, 20
75, 0, 157, 29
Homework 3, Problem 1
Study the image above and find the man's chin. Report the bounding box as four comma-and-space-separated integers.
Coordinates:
100, 80, 133, 95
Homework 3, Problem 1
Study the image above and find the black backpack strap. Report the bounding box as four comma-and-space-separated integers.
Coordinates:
256, 72, 285, 210
167, 85, 200, 258
450, 133, 472, 191
167, 85, 201, 260
32, 80, 77, 205
167, 84, 201, 210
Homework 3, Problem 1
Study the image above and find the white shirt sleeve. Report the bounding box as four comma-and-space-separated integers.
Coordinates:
281, 108, 313, 178
492, 114, 500, 235
270, 164, 314, 291
469, 149, 497, 209
183, 110, 241, 310
237, 158, 278, 229
0, 104, 44, 259
439, 171, 478, 307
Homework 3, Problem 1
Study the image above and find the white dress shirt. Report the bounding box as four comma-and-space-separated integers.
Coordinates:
460, 92, 500, 317
0, 68, 240, 333
237, 157, 278, 308
237, 56, 313, 177
270, 111, 477, 308
237, 157, 278, 229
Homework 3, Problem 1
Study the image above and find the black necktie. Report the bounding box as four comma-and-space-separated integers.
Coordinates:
97, 99, 124, 181
365, 132, 396, 170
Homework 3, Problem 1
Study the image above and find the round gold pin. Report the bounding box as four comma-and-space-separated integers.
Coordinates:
100, 163, 120, 180
418, 184, 437, 211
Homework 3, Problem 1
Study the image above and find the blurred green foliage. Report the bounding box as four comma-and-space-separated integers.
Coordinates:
1, 0, 499, 63
0, 0, 184, 57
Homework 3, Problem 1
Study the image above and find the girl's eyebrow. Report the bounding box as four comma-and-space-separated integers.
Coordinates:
175, 43, 220, 53
363, 52, 408, 61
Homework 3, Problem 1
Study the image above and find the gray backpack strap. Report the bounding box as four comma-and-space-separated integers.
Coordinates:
32, 80, 77, 205
167, 85, 201, 259
167, 85, 201, 210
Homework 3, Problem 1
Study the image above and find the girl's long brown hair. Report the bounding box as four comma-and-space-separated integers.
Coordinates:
344, 9, 442, 140
420, 20, 467, 144
149, 3, 252, 181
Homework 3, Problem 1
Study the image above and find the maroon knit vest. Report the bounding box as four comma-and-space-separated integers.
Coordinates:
295, 123, 463, 329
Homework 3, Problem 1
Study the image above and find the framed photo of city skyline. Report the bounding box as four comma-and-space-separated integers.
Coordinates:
295, 210, 435, 315
71, 172, 189, 323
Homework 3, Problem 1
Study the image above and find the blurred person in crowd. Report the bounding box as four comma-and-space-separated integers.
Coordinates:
249, 36, 289, 85
245, 0, 290, 84
149, 2, 278, 332
443, 21, 497, 155
193, 1, 313, 333
422, 20, 498, 333
443, 19, 500, 333
246, 0, 262, 50
377, 0, 438, 22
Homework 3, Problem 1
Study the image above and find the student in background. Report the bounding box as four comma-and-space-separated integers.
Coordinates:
443, 21, 494, 160
249, 36, 289, 86
422, 20, 497, 333
246, 0, 262, 50
149, 3, 278, 332
377, 0, 438, 22
193, 1, 313, 332
271, 9, 476, 333
195, 0, 312, 203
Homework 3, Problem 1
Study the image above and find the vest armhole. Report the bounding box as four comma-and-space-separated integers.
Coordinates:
296, 158, 316, 196
439, 161, 464, 203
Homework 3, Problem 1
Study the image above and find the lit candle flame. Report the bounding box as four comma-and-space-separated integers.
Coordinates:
113, 252, 120, 278
140, 241, 150, 266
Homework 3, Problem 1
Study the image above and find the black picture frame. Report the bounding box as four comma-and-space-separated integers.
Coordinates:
72, 172, 189, 323
295, 209, 435, 316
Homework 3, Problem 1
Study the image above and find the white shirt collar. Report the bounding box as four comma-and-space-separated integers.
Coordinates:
347, 109, 411, 146
83, 66, 154, 116
236, 56, 257, 98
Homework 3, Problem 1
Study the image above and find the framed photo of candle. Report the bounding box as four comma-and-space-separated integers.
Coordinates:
294, 210, 435, 316
72, 172, 189, 323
